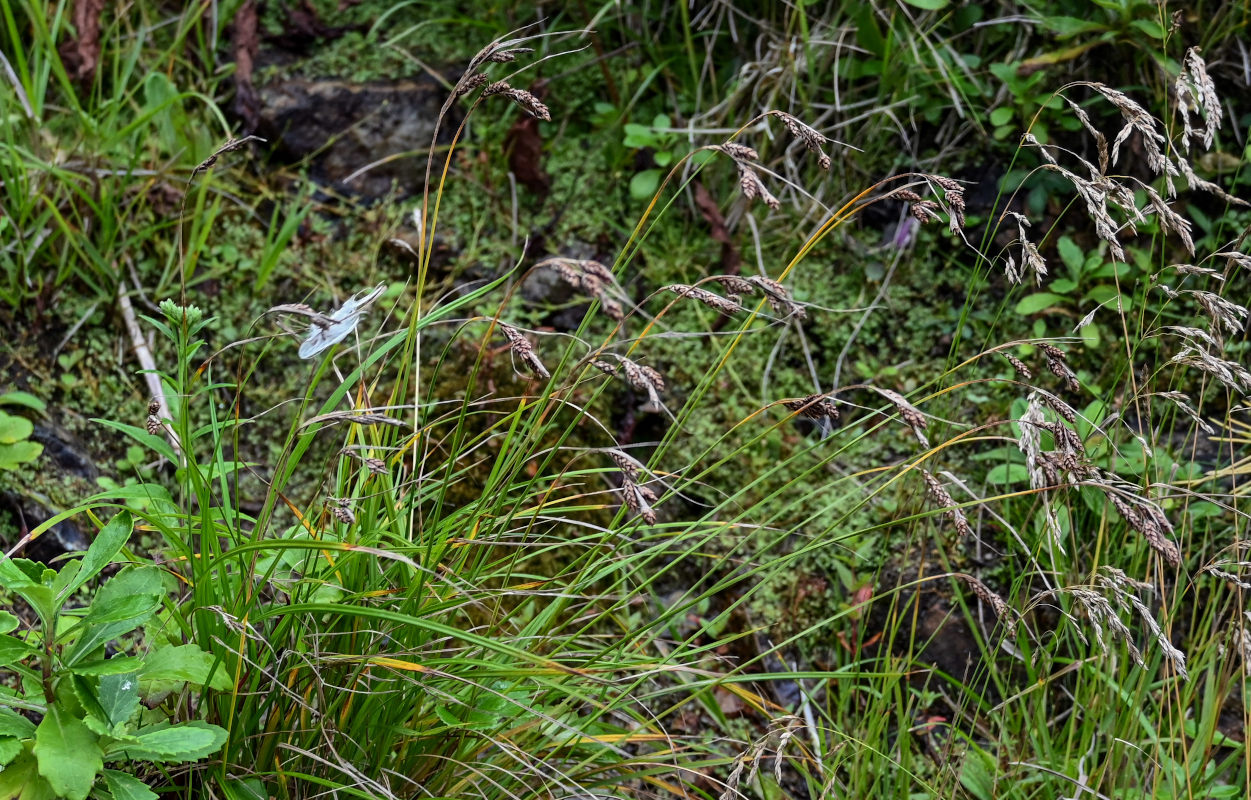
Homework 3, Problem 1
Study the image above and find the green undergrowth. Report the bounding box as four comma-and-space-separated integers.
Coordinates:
2, 3, 1251, 800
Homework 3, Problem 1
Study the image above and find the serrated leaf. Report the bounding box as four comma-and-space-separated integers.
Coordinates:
140, 644, 231, 691
104, 721, 227, 763
1014, 293, 1065, 314
33, 705, 102, 800
58, 511, 132, 603
0, 709, 35, 740
102, 770, 159, 800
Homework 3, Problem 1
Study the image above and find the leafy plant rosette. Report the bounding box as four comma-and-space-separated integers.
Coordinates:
0, 511, 229, 800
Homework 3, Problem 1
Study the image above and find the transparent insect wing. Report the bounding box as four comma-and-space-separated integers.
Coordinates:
298, 285, 386, 359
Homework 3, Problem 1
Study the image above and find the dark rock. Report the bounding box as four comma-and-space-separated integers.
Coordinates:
0, 423, 97, 563
256, 75, 452, 199
0, 493, 92, 564
31, 423, 98, 481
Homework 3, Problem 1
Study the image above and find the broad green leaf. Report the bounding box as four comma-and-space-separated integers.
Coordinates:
958, 740, 997, 800
1129, 18, 1165, 39
629, 169, 661, 200
70, 656, 145, 676
79, 593, 160, 626
0, 709, 35, 739
0, 558, 43, 589
102, 771, 159, 800
0, 392, 46, 412
0, 412, 32, 445
4, 584, 57, 630
140, 644, 232, 691
58, 511, 133, 603
0, 737, 20, 767
1014, 293, 1065, 314
96, 673, 141, 728
64, 618, 152, 668
103, 721, 227, 763
988, 107, 1013, 127
0, 749, 57, 800
33, 705, 102, 800
987, 463, 1029, 485
70, 675, 108, 726
94, 566, 169, 606
1083, 284, 1131, 309
1039, 15, 1108, 37
0, 635, 38, 667
0, 441, 42, 470
1056, 235, 1084, 274
900, 0, 948, 9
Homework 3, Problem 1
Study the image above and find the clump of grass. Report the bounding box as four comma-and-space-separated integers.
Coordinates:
6, 19, 1249, 800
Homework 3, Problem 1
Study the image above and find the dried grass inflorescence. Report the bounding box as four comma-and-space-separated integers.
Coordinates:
719, 715, 804, 800
541, 257, 626, 321
608, 449, 658, 524
1057, 568, 1189, 679
1003, 212, 1047, 285
1168, 346, 1251, 395
145, 398, 162, 436
770, 110, 832, 170
593, 357, 665, 412
328, 498, 355, 526
876, 388, 929, 447
191, 135, 265, 180
1152, 390, 1214, 435
717, 141, 781, 209
956, 573, 1017, 634
922, 470, 972, 538
1003, 352, 1033, 380
782, 394, 839, 421
483, 81, 551, 121
498, 321, 550, 379
1107, 491, 1182, 568
1174, 47, 1222, 151
890, 177, 965, 234
661, 284, 742, 315
745, 275, 805, 320
1040, 344, 1080, 393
